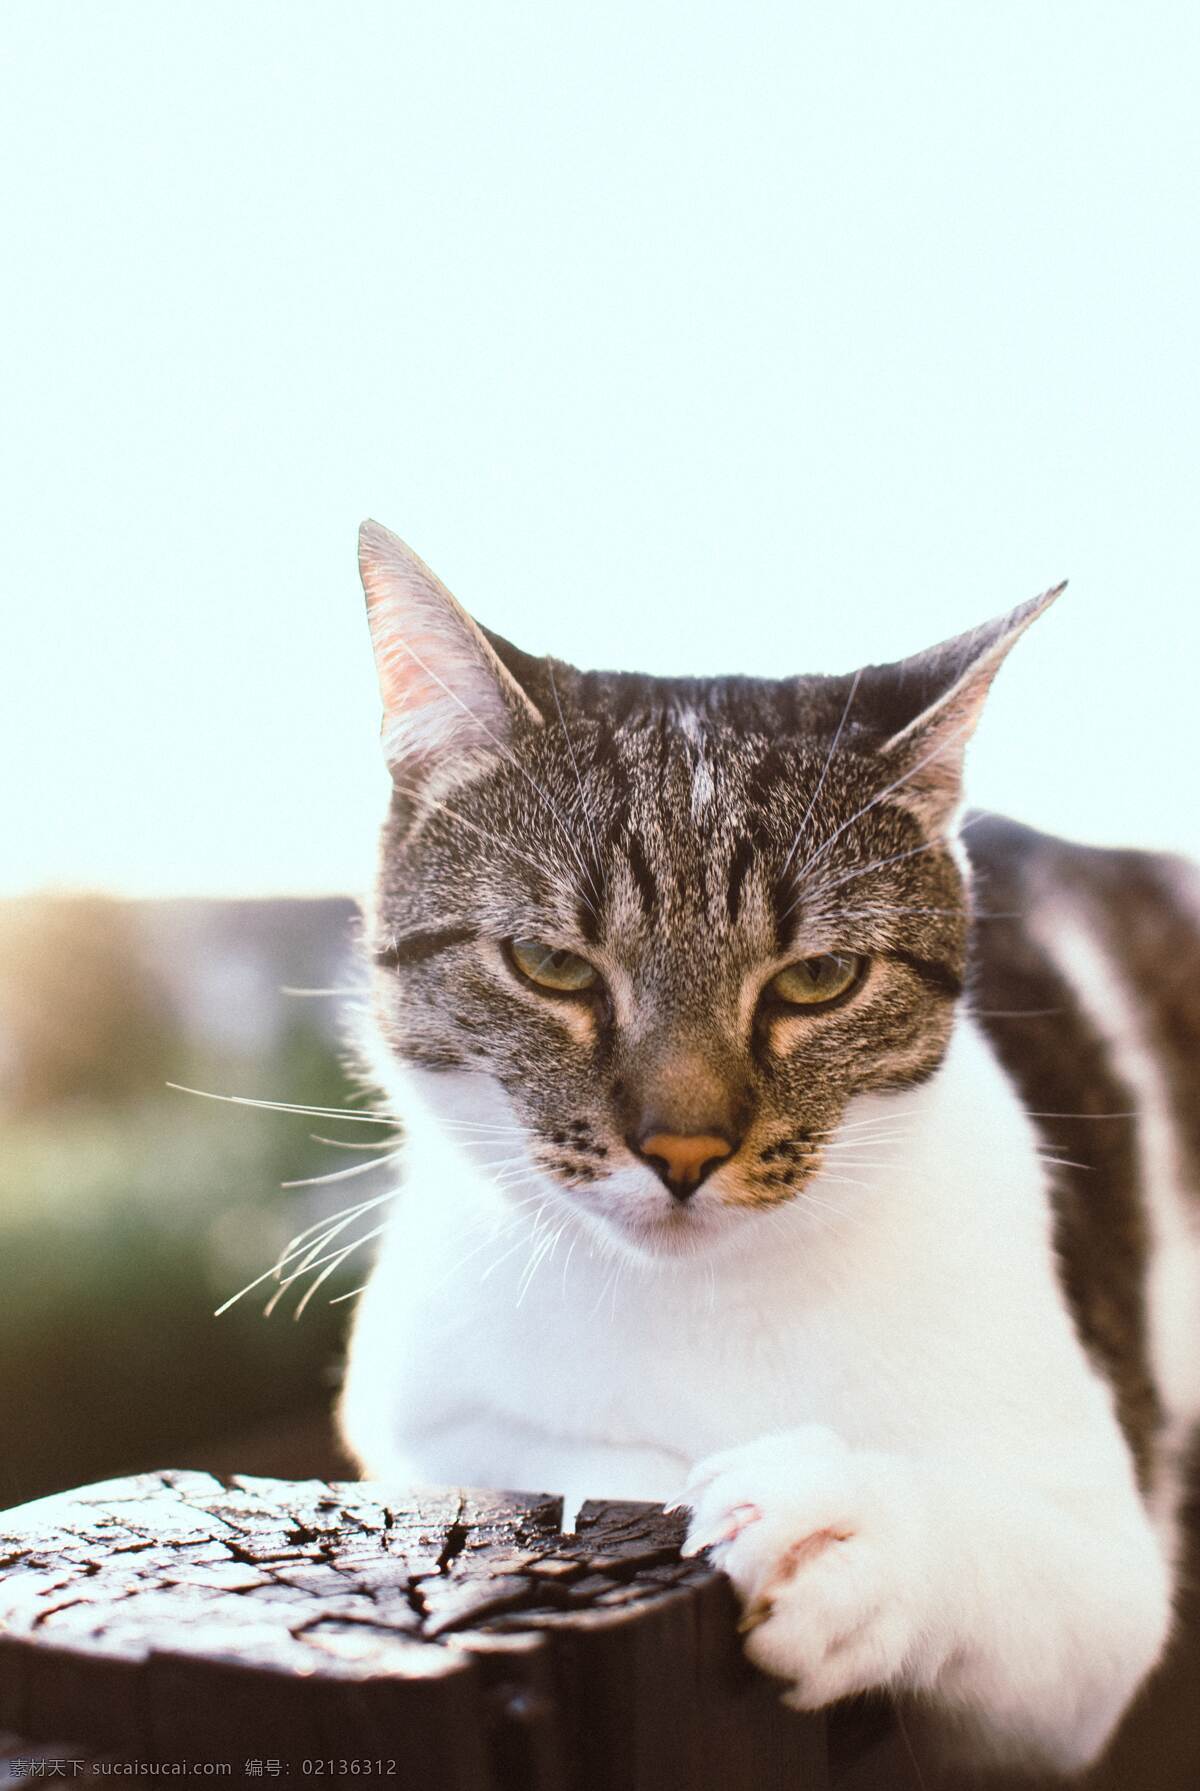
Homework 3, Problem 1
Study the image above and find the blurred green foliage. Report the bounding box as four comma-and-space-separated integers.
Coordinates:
0, 895, 383, 1506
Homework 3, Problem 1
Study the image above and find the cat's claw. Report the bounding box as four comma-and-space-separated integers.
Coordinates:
678, 1500, 762, 1556
678, 1441, 757, 1506
682, 1427, 940, 1709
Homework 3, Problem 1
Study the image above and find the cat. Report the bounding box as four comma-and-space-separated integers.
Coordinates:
338, 519, 1200, 1777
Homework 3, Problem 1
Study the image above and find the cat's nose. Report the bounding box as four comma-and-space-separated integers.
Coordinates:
632, 1130, 734, 1201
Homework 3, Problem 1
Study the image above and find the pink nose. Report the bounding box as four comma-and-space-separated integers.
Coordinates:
635, 1131, 733, 1200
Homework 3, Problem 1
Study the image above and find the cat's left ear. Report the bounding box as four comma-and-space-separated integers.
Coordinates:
865, 582, 1066, 826
358, 519, 543, 788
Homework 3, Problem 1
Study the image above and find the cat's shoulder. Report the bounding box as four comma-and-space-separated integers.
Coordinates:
962, 808, 1200, 1086
964, 809, 1200, 961
960, 811, 1200, 1491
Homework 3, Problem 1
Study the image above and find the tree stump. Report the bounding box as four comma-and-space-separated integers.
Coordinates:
0, 1471, 918, 1789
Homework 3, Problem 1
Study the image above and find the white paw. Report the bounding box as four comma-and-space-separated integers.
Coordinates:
678, 1427, 941, 1709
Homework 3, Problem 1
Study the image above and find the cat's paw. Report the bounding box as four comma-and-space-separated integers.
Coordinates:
679, 1428, 939, 1709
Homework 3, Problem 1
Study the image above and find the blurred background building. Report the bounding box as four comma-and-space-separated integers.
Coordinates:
0, 895, 368, 1505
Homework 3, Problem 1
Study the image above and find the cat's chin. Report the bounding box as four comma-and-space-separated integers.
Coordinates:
589, 1202, 739, 1264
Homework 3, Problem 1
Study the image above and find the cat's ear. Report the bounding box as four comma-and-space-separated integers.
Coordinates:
358, 520, 543, 787
864, 582, 1065, 827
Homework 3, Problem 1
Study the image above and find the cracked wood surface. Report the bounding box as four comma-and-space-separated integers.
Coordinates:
0, 1470, 917, 1789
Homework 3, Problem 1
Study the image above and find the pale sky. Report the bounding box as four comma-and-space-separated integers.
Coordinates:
4, 2, 1198, 898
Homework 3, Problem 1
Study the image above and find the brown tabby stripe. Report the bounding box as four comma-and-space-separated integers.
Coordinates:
966, 814, 1161, 1492
1084, 849, 1200, 1215
726, 836, 755, 923
885, 948, 963, 997
624, 833, 659, 917
374, 927, 479, 968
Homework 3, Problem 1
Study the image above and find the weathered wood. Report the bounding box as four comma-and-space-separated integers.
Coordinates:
0, 1471, 921, 1789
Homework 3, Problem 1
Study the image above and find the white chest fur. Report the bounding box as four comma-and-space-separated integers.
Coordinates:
341, 1016, 1128, 1507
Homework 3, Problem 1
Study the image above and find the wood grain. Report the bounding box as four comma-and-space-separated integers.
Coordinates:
0, 1470, 898, 1789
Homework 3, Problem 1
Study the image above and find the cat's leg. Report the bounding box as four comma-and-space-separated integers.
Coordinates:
679, 1426, 1172, 1776
357, 1409, 689, 1527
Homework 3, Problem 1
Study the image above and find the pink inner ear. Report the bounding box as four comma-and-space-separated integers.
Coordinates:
358, 528, 538, 773
366, 595, 507, 769
370, 611, 462, 719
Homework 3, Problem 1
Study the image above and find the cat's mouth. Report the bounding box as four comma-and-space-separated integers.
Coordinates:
578, 1172, 764, 1259
624, 1186, 803, 1249
631, 1203, 707, 1244
523, 1144, 816, 1258
601, 1206, 719, 1259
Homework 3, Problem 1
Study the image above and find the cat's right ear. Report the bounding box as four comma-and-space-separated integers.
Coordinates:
358, 520, 543, 788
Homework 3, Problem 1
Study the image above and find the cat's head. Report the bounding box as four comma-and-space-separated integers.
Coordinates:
358, 520, 1060, 1259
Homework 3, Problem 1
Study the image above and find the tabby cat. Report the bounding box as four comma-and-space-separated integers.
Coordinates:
339, 520, 1200, 1775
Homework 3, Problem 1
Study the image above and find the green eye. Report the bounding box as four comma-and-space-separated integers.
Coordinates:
508, 939, 599, 994
768, 953, 865, 1008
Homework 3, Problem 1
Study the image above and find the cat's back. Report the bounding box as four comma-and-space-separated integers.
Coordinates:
965, 811, 1200, 1128
965, 812, 1200, 1489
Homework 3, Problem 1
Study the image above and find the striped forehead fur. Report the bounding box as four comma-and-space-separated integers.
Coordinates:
358, 521, 1058, 1218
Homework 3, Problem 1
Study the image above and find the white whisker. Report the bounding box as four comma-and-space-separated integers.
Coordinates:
548, 661, 607, 911
803, 809, 990, 905
386, 635, 598, 894
791, 717, 978, 894
781, 668, 863, 877
435, 1120, 530, 1135
290, 1248, 361, 1319
815, 1157, 897, 1171
280, 985, 365, 998
263, 1223, 388, 1316
560, 1226, 582, 1295
817, 1132, 913, 1152
329, 1282, 370, 1306
517, 1215, 566, 1306
389, 770, 568, 884
481, 1205, 552, 1288
834, 905, 981, 919
426, 1195, 549, 1295
281, 1150, 402, 1190
809, 835, 953, 897
310, 1133, 401, 1151
814, 1109, 921, 1134
168, 1083, 399, 1127
278, 1190, 400, 1257
213, 1190, 401, 1317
